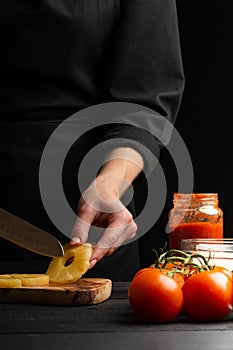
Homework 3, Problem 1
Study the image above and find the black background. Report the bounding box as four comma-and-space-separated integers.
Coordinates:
138, 1, 232, 267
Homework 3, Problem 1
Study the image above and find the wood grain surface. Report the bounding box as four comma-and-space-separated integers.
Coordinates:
0, 278, 112, 305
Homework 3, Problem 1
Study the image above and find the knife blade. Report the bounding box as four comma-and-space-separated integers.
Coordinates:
0, 208, 64, 257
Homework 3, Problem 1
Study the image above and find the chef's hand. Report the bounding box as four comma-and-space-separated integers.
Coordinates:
70, 147, 144, 269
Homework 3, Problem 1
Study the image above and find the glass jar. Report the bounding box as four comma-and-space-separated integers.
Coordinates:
168, 193, 223, 250
181, 238, 233, 271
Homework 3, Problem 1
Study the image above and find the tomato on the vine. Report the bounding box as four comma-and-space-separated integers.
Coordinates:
160, 269, 185, 288
212, 266, 232, 280
182, 269, 232, 321
128, 267, 183, 323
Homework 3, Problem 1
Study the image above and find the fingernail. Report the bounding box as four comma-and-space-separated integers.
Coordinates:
70, 237, 81, 245
89, 259, 97, 269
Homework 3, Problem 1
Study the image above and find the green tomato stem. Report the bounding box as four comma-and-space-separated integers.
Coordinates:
152, 247, 213, 278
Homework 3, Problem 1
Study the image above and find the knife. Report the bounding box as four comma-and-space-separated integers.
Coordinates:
0, 208, 64, 257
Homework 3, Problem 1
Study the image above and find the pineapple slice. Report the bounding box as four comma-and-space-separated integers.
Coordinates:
46, 243, 92, 283
11, 274, 49, 287
0, 274, 49, 287
0, 274, 11, 278
0, 277, 22, 288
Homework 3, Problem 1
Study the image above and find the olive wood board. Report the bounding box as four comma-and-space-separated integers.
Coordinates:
0, 278, 112, 305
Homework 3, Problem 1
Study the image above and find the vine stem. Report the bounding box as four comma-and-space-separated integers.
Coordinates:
151, 247, 214, 278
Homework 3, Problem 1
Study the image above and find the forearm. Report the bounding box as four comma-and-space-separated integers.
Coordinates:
97, 147, 144, 198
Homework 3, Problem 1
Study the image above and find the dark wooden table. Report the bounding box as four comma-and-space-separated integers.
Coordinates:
0, 282, 232, 350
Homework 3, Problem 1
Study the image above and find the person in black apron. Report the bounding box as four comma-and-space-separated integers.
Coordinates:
0, 0, 184, 280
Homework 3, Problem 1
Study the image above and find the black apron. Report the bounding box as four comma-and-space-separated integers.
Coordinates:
0, 0, 184, 280
0, 121, 140, 281
0, 0, 140, 281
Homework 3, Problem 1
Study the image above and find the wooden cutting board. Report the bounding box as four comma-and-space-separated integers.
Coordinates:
0, 278, 112, 305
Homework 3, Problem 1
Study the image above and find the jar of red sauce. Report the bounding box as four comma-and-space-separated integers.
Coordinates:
168, 193, 223, 250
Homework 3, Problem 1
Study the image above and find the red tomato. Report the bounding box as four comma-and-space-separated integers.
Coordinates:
128, 268, 183, 323
182, 270, 232, 321
160, 269, 185, 288
211, 267, 233, 309
171, 272, 185, 288
133, 267, 154, 279
212, 266, 232, 280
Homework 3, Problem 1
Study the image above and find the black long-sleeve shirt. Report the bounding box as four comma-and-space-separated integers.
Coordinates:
0, 0, 184, 160
0, 0, 184, 279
